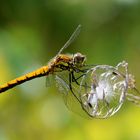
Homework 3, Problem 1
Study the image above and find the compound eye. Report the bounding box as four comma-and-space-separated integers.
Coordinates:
73, 53, 86, 66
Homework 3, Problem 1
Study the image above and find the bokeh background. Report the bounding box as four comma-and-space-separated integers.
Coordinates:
0, 0, 140, 140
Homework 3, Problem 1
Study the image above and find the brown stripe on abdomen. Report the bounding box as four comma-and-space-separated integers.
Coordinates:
0, 65, 50, 93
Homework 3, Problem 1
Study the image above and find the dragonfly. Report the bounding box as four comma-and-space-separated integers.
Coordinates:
0, 25, 85, 94
0, 25, 93, 113
0, 25, 96, 118
0, 25, 140, 119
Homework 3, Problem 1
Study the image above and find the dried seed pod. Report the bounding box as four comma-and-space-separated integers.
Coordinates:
79, 61, 138, 118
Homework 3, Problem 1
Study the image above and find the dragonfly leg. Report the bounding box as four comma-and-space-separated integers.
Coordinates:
71, 71, 81, 85
69, 72, 96, 117
71, 71, 90, 89
69, 72, 81, 103
74, 73, 86, 81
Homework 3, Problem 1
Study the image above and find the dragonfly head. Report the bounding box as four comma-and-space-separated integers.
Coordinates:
73, 53, 86, 67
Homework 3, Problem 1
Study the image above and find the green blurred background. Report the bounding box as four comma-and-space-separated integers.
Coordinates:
0, 0, 140, 140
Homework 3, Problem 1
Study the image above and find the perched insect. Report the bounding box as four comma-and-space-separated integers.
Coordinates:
0, 25, 85, 94
0, 25, 139, 119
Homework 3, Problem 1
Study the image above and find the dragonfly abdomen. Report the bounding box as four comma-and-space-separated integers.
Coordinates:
0, 66, 50, 93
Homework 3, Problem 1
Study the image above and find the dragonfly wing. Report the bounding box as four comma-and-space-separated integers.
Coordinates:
46, 74, 56, 87
55, 70, 90, 118
55, 73, 69, 95
56, 25, 81, 56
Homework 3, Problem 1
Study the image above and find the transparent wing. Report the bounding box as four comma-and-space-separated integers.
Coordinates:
46, 74, 56, 87
56, 25, 81, 56
55, 70, 90, 118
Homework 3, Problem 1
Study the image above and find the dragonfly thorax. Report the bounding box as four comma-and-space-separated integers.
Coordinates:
73, 53, 86, 67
